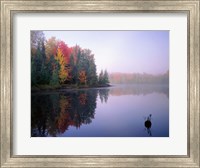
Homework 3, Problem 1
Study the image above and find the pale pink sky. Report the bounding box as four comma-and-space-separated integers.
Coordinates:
44, 31, 169, 74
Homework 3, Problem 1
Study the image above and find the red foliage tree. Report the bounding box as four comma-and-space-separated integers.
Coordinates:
58, 41, 72, 64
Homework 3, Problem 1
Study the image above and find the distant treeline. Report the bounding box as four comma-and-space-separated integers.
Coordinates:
109, 71, 169, 84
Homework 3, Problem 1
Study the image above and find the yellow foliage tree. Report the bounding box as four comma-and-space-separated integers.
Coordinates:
57, 96, 71, 133
56, 48, 68, 84
45, 37, 58, 60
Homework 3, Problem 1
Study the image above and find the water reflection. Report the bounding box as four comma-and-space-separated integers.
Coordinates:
99, 88, 109, 103
109, 84, 169, 97
31, 84, 169, 137
31, 90, 98, 137
144, 114, 152, 136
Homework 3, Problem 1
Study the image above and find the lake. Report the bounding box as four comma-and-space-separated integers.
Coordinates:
31, 84, 169, 137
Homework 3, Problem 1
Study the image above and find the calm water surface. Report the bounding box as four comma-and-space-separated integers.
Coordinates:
31, 84, 169, 137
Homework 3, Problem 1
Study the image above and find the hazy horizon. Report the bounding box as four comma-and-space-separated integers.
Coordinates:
44, 31, 169, 75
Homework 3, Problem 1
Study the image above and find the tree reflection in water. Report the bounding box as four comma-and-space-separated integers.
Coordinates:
31, 84, 168, 137
31, 89, 98, 137
99, 88, 109, 103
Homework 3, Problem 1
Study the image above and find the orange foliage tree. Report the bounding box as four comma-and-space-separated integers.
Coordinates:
78, 70, 87, 84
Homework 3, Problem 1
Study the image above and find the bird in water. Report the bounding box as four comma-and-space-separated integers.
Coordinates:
144, 114, 152, 136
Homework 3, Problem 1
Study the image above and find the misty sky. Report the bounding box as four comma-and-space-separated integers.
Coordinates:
44, 31, 169, 74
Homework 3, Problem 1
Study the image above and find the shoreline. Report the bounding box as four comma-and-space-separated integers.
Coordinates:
31, 84, 112, 92
31, 83, 169, 93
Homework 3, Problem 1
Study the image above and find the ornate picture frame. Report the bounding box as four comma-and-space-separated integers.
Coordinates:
1, 0, 199, 167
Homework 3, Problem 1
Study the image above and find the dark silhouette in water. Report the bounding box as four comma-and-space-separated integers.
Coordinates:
144, 114, 152, 136
31, 89, 98, 137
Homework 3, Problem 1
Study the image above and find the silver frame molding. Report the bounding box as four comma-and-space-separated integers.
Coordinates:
1, 0, 199, 167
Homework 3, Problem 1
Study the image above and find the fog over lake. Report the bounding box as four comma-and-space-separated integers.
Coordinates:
31, 84, 169, 137
31, 31, 169, 137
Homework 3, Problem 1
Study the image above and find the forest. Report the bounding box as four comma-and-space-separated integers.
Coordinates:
31, 31, 169, 91
31, 90, 98, 136
31, 31, 109, 90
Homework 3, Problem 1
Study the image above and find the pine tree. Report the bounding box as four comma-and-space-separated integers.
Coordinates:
98, 70, 104, 85
70, 54, 78, 84
50, 59, 60, 86
103, 69, 109, 85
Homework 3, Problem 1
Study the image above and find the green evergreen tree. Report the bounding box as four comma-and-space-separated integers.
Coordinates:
31, 57, 37, 86
70, 54, 78, 84
50, 59, 60, 86
103, 69, 109, 85
31, 32, 50, 85
98, 70, 104, 85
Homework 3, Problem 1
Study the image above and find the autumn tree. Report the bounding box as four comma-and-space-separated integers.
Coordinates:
56, 48, 69, 84
78, 70, 87, 84
31, 32, 109, 88
58, 41, 72, 64
45, 37, 59, 60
